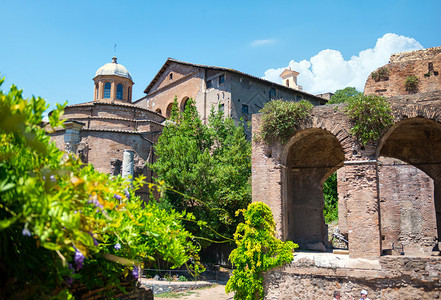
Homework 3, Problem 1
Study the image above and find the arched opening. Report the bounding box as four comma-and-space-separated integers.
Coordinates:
116, 83, 123, 100
378, 118, 441, 256
166, 103, 174, 119
104, 82, 111, 99
155, 108, 162, 115
282, 128, 345, 250
180, 97, 190, 112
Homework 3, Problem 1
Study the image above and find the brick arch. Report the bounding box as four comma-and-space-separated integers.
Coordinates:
376, 115, 441, 255
280, 127, 345, 247
281, 116, 352, 164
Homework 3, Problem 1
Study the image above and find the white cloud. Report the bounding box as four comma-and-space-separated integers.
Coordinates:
262, 33, 423, 94
250, 39, 276, 47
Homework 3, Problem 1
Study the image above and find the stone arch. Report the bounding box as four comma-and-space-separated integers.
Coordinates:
180, 97, 190, 112
280, 128, 345, 249
377, 116, 441, 255
165, 102, 174, 119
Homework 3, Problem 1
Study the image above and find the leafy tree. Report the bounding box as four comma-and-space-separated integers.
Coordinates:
327, 87, 362, 104
150, 98, 251, 245
323, 172, 338, 223
225, 202, 297, 300
0, 79, 201, 298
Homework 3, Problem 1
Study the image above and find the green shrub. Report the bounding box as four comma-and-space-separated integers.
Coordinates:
0, 79, 202, 298
371, 67, 390, 82
345, 94, 394, 145
259, 100, 313, 144
225, 202, 297, 300
405, 75, 419, 91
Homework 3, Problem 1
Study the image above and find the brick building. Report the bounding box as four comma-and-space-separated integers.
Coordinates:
133, 59, 327, 137
49, 57, 165, 197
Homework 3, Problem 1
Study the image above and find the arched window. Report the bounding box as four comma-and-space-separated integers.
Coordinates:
95, 83, 99, 99
155, 108, 162, 115
104, 82, 111, 99
116, 83, 123, 100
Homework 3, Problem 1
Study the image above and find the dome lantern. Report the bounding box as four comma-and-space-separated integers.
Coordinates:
93, 57, 134, 103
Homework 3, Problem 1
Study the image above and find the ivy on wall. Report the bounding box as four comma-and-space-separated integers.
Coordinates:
258, 100, 313, 144
345, 94, 394, 145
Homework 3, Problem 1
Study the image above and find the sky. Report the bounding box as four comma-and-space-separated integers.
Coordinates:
1, 0, 440, 111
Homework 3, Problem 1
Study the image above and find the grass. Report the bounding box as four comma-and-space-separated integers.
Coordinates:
156, 291, 197, 298
154, 284, 217, 298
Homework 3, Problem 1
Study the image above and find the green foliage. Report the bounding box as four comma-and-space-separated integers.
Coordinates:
225, 202, 297, 300
327, 87, 362, 105
371, 67, 390, 82
259, 100, 313, 144
345, 94, 394, 145
405, 75, 419, 91
150, 98, 251, 246
0, 79, 201, 298
323, 172, 338, 223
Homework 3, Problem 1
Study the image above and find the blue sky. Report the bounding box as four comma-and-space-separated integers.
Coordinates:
1, 0, 440, 110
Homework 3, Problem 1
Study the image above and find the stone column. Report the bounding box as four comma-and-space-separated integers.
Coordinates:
343, 161, 381, 259
111, 81, 116, 101
64, 121, 84, 155
122, 149, 134, 181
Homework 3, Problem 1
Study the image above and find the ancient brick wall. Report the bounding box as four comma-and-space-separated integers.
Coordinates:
364, 46, 441, 97
252, 90, 441, 259
264, 254, 441, 299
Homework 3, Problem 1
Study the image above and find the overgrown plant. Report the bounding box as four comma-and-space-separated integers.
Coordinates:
0, 79, 202, 299
225, 202, 297, 300
405, 75, 419, 91
345, 94, 394, 145
259, 100, 313, 144
371, 66, 390, 82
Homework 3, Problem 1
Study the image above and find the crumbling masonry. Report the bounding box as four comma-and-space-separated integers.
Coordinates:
253, 47, 441, 298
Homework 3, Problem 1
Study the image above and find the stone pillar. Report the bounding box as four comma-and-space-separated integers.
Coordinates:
343, 161, 381, 259
111, 81, 116, 101
64, 121, 84, 154
122, 149, 134, 181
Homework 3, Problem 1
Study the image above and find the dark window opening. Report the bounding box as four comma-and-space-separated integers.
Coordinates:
104, 82, 111, 99
116, 83, 123, 100
219, 75, 225, 84
206, 80, 212, 89
242, 104, 249, 114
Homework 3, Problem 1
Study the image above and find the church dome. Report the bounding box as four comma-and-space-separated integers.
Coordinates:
95, 57, 132, 81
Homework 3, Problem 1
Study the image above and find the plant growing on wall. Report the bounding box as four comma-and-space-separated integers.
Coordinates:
225, 202, 297, 300
405, 75, 419, 91
371, 66, 390, 82
259, 99, 313, 144
345, 94, 394, 145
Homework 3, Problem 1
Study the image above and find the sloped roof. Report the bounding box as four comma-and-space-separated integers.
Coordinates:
141, 58, 325, 103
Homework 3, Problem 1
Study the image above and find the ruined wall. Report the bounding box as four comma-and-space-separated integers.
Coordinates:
264, 254, 441, 299
379, 157, 436, 256
364, 46, 441, 97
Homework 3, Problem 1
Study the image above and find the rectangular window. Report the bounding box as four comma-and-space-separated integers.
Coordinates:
206, 80, 212, 89
219, 75, 225, 85
242, 104, 249, 114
